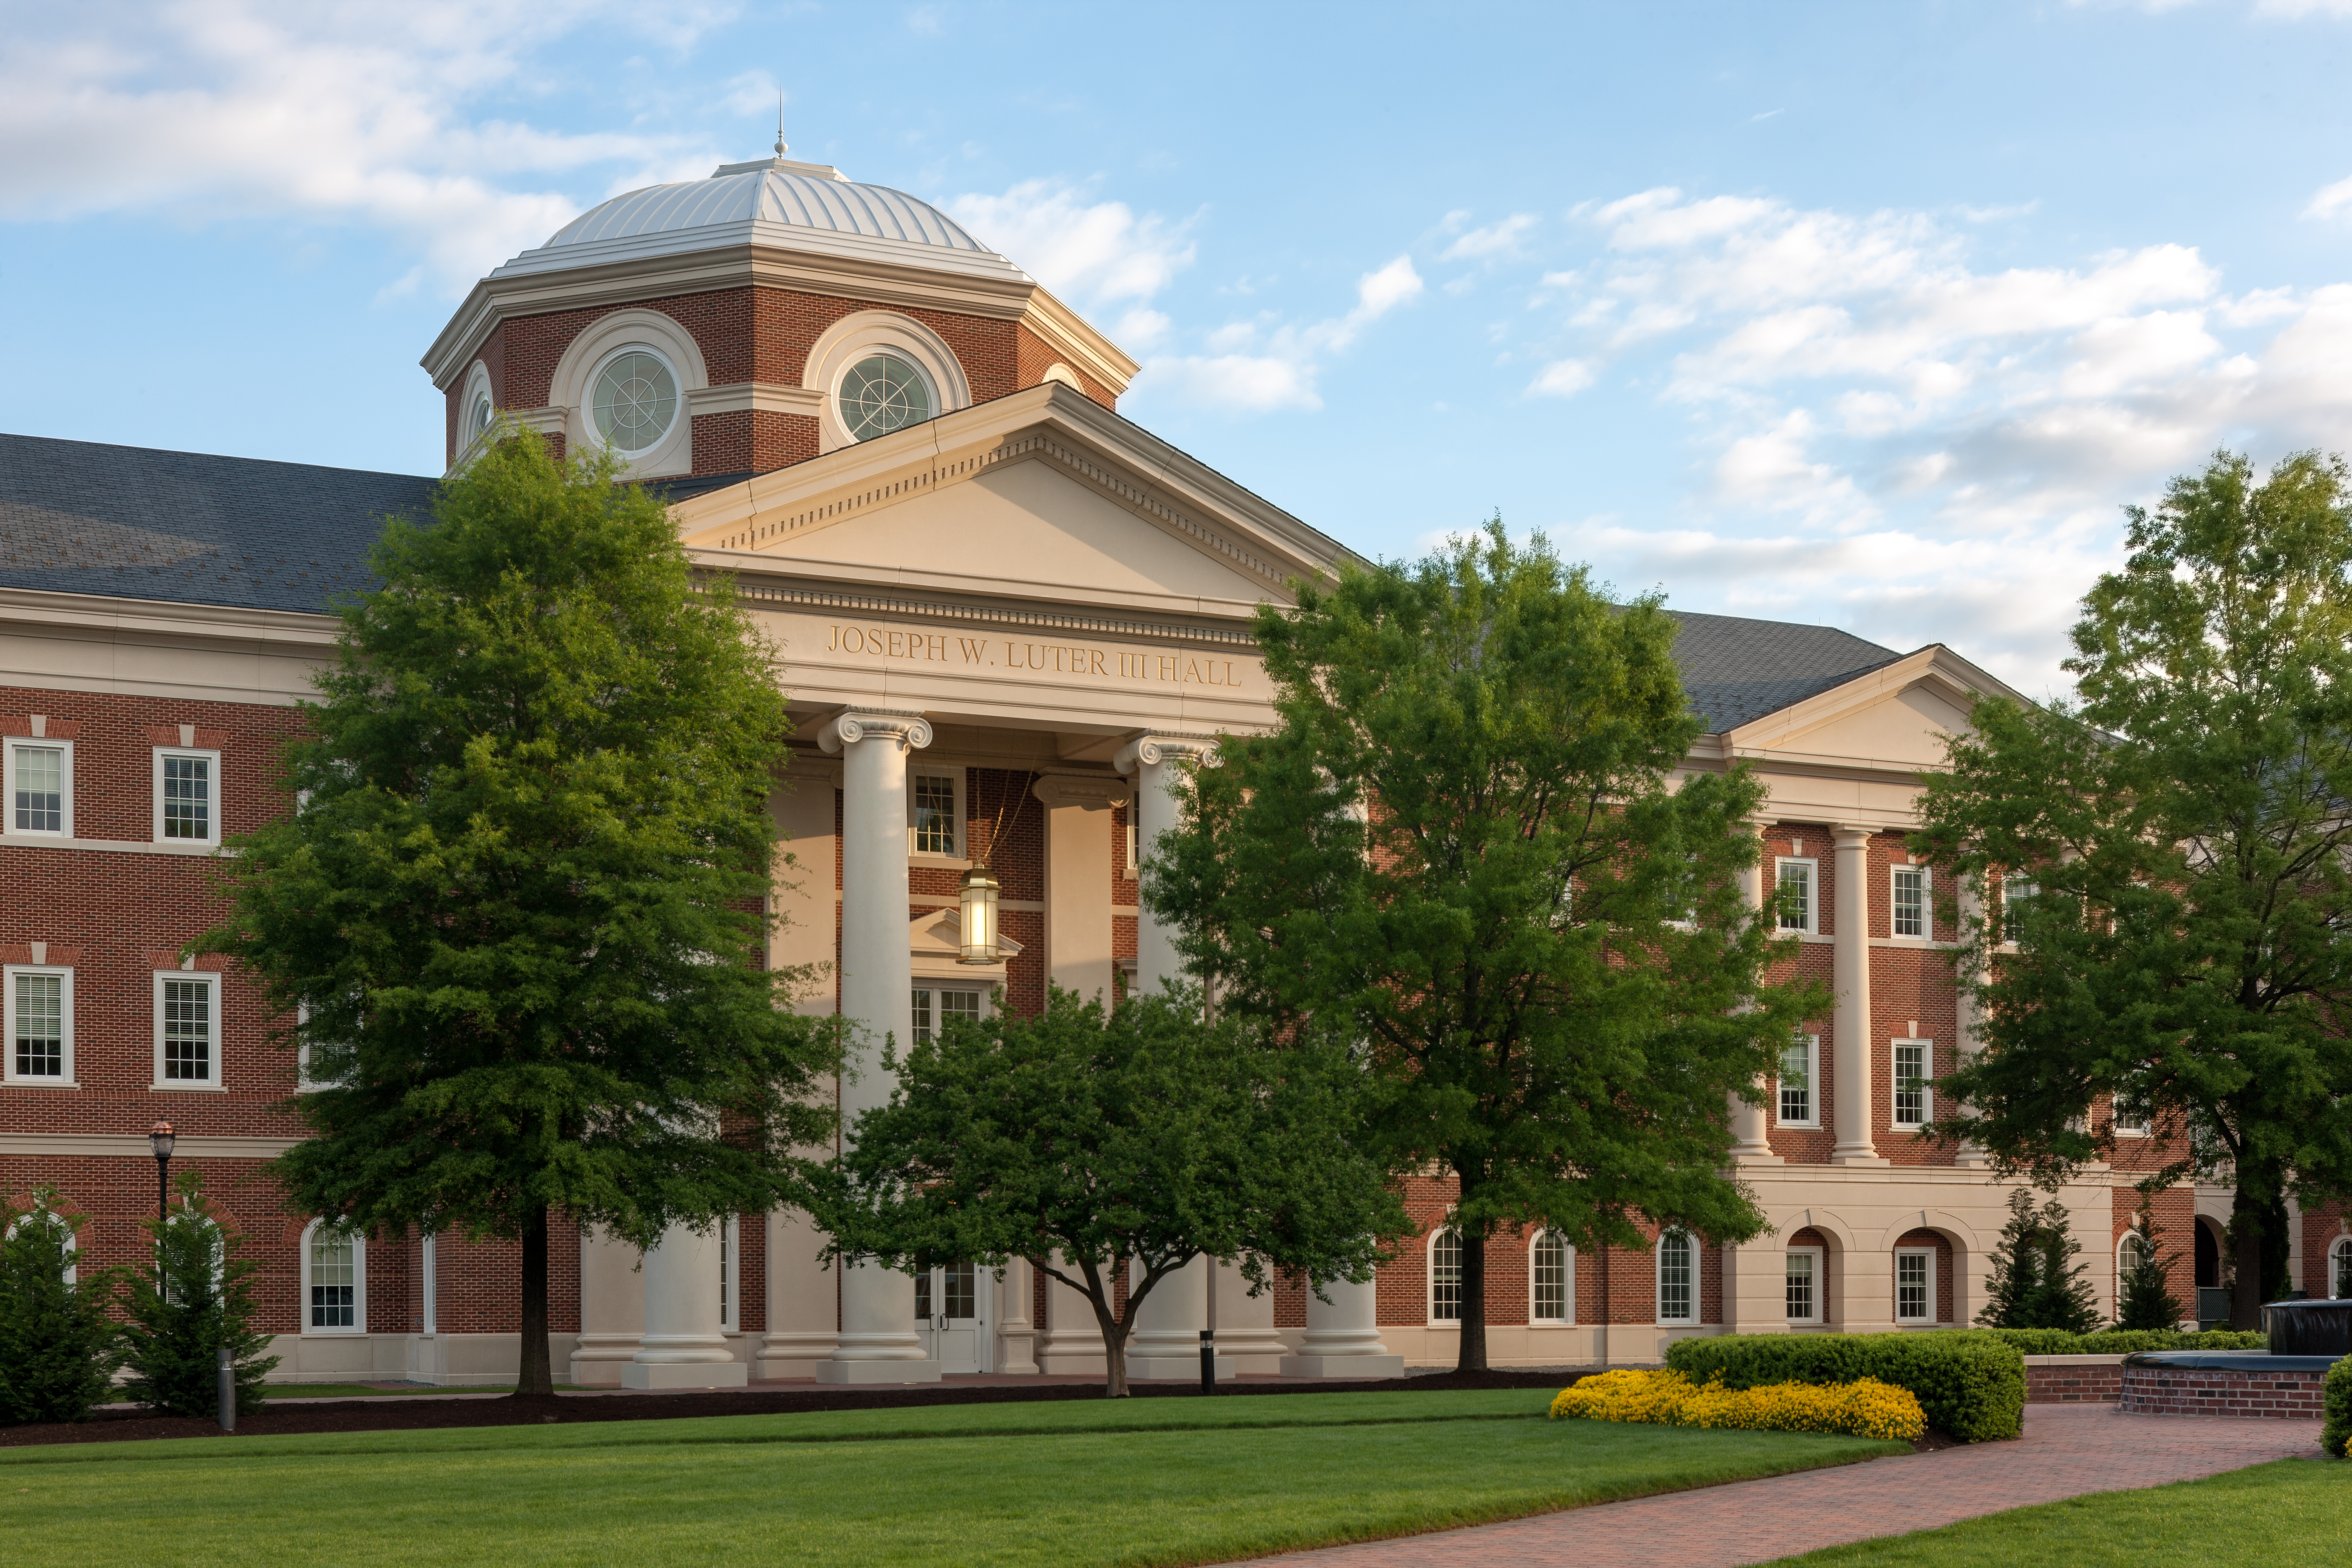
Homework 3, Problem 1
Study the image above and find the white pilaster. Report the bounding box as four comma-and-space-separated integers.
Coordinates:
1279, 1277, 1403, 1378
623, 1223, 747, 1388
1114, 734, 1220, 998
1729, 823, 1779, 1163
1033, 772, 1127, 1004
1831, 825, 1885, 1166
995, 1256, 1039, 1375
815, 709, 941, 1384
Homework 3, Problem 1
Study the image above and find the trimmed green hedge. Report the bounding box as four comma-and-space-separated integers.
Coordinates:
1978, 1328, 2268, 1355
2325, 1358, 2350, 1460
1664, 1331, 2023, 1442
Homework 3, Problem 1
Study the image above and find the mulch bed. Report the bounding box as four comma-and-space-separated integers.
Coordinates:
0, 1367, 1580, 1451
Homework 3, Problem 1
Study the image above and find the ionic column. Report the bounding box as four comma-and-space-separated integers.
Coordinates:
1952, 877, 1991, 1168
1211, 1258, 1293, 1373
623, 1223, 746, 1388
570, 1225, 646, 1386
1114, 734, 1220, 998
995, 1256, 1039, 1376
1280, 1276, 1404, 1378
815, 709, 941, 1384
1125, 1256, 1230, 1380
1831, 825, 1885, 1166
1729, 823, 1780, 1164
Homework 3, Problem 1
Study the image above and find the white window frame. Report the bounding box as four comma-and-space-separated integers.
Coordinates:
2117, 1229, 2150, 1302
908, 766, 966, 864
1775, 856, 1818, 936
152, 970, 223, 1089
2001, 876, 2037, 946
1894, 1245, 1937, 1325
2110, 1092, 2151, 1137
1428, 1225, 1463, 1326
2330, 1235, 2352, 1300
1529, 1230, 1575, 1325
1124, 815, 1138, 881
1777, 1033, 1819, 1128
152, 746, 222, 848
4, 964, 76, 1086
720, 1214, 741, 1333
300, 1219, 366, 1336
420, 1233, 438, 1335
1890, 863, 1930, 941
5, 737, 73, 840
1892, 1038, 1933, 1130
1656, 1229, 1697, 1325
910, 984, 989, 1045
1785, 1244, 1823, 1325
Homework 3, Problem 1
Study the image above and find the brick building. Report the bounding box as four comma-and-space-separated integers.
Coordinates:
5, 145, 2345, 1384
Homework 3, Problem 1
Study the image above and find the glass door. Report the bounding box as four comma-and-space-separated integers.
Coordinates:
915, 1261, 988, 1373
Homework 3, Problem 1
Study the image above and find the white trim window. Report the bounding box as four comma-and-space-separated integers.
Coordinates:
1429, 1227, 1463, 1324
153, 747, 222, 847
720, 1214, 741, 1333
1531, 1230, 1574, 1324
2001, 876, 2037, 944
1656, 1230, 1697, 1324
152, 972, 222, 1088
1776, 857, 1817, 935
1778, 1033, 1819, 1128
1895, 1246, 1936, 1325
5, 965, 74, 1085
2117, 1229, 2151, 1301
301, 1221, 365, 1333
910, 986, 985, 1045
5, 738, 72, 839
2111, 1091, 2151, 1137
2331, 1235, 2352, 1300
1892, 1039, 1932, 1130
908, 767, 965, 861
1891, 864, 1929, 939
1786, 1245, 1823, 1324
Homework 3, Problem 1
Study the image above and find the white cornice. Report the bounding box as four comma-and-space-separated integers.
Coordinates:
1718, 645, 2024, 757
0, 1133, 305, 1158
0, 585, 339, 648
1017, 284, 1140, 395
687, 382, 829, 418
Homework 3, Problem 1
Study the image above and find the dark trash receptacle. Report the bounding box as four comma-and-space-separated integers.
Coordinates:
2262, 1297, 2352, 1356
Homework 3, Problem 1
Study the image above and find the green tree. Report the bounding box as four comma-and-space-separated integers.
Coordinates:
204, 431, 840, 1395
0, 1188, 119, 1425
810, 986, 1409, 1398
119, 1175, 277, 1418
1147, 525, 1823, 1371
1975, 1189, 2045, 1329
2115, 1202, 2185, 1332
2026, 1203, 2101, 1335
1916, 450, 2352, 1329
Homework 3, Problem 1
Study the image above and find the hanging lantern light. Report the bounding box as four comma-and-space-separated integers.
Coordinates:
959, 864, 1001, 963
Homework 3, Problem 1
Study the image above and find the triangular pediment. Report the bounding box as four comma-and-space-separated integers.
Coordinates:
910, 906, 1024, 960
1720, 646, 2026, 771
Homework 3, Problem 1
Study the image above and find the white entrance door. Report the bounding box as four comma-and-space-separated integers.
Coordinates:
916, 1261, 988, 1373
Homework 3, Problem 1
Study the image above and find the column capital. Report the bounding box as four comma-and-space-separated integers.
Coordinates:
1114, 732, 1221, 774
1831, 823, 1881, 848
818, 709, 933, 755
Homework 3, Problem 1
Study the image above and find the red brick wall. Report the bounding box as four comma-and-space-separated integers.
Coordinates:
2121, 1364, 2330, 1418
1015, 325, 1118, 409
2027, 1358, 2123, 1403
2301, 1200, 2349, 1299
2116, 1183, 2200, 1323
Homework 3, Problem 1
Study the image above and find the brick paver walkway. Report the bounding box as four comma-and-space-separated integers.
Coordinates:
1260, 1404, 2323, 1567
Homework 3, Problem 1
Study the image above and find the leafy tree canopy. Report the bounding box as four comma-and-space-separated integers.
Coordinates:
1916, 449, 2352, 1328
206, 431, 839, 1392
1146, 524, 1822, 1370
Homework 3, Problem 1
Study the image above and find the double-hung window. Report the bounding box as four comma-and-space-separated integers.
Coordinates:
1786, 1246, 1822, 1324
910, 987, 983, 1044
154, 747, 222, 847
1895, 1247, 1935, 1325
1531, 1231, 1573, 1324
2111, 1091, 2151, 1137
1778, 1032, 1818, 1127
908, 769, 963, 860
1776, 857, 1817, 935
5, 966, 74, 1085
302, 1222, 364, 1332
1891, 864, 1929, 939
153, 972, 222, 1088
2002, 877, 2037, 944
5, 740, 71, 839
720, 1214, 740, 1333
1892, 1039, 1931, 1129
1656, 1230, 1695, 1325
1429, 1227, 1462, 1324
2332, 1236, 2352, 1300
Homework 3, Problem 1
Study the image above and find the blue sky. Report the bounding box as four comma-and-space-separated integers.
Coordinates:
5, 1, 2352, 691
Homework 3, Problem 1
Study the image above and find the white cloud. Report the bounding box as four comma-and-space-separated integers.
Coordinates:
2305, 173, 2352, 222
1137, 255, 1421, 414
0, 0, 727, 290
944, 178, 1196, 328
1135, 355, 1322, 412
1528, 358, 1596, 397
1441, 213, 1537, 262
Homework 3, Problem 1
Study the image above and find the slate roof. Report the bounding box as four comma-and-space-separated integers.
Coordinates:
0, 433, 1917, 733
1669, 609, 1907, 733
0, 433, 435, 614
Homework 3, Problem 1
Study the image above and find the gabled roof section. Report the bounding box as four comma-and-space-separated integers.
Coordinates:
0, 433, 432, 614
1669, 609, 1907, 734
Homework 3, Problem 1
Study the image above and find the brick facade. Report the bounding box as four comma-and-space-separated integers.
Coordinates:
2120, 1363, 2332, 1418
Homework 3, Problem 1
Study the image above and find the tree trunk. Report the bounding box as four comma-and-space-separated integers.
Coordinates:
2228, 1186, 2265, 1332
1457, 1221, 1488, 1373
515, 1207, 553, 1398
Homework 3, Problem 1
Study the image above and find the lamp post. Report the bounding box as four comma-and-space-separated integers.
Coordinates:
148, 1120, 175, 1223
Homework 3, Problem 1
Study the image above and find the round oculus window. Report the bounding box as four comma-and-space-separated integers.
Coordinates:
591, 350, 679, 453
839, 353, 931, 441
469, 394, 493, 437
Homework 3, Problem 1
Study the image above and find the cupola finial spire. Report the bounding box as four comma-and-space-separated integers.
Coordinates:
775, 92, 787, 158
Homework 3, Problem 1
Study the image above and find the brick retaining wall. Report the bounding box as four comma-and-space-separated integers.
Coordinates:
2120, 1364, 2332, 1419
2025, 1354, 2125, 1403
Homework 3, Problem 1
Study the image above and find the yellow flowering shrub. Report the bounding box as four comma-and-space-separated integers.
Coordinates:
1548, 1368, 1925, 1442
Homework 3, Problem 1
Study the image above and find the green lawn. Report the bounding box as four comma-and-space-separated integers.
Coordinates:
1768, 1456, 2349, 1567
0, 1393, 1906, 1567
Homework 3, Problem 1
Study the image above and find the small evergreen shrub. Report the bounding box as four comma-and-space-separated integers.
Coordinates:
118, 1175, 278, 1418
0, 1189, 120, 1425
1978, 1189, 2099, 1331
2114, 1204, 2185, 1332
1665, 1331, 2024, 1442
1976, 1327, 2266, 1355
2324, 1357, 2350, 1460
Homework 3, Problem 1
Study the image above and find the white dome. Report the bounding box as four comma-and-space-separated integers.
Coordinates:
489, 157, 1026, 284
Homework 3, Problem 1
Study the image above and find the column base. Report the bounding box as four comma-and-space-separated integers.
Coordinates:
1279, 1353, 1405, 1379
622, 1360, 748, 1390
1732, 1148, 1784, 1165
813, 1358, 942, 1385
1125, 1354, 1234, 1381
1830, 1150, 1889, 1166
